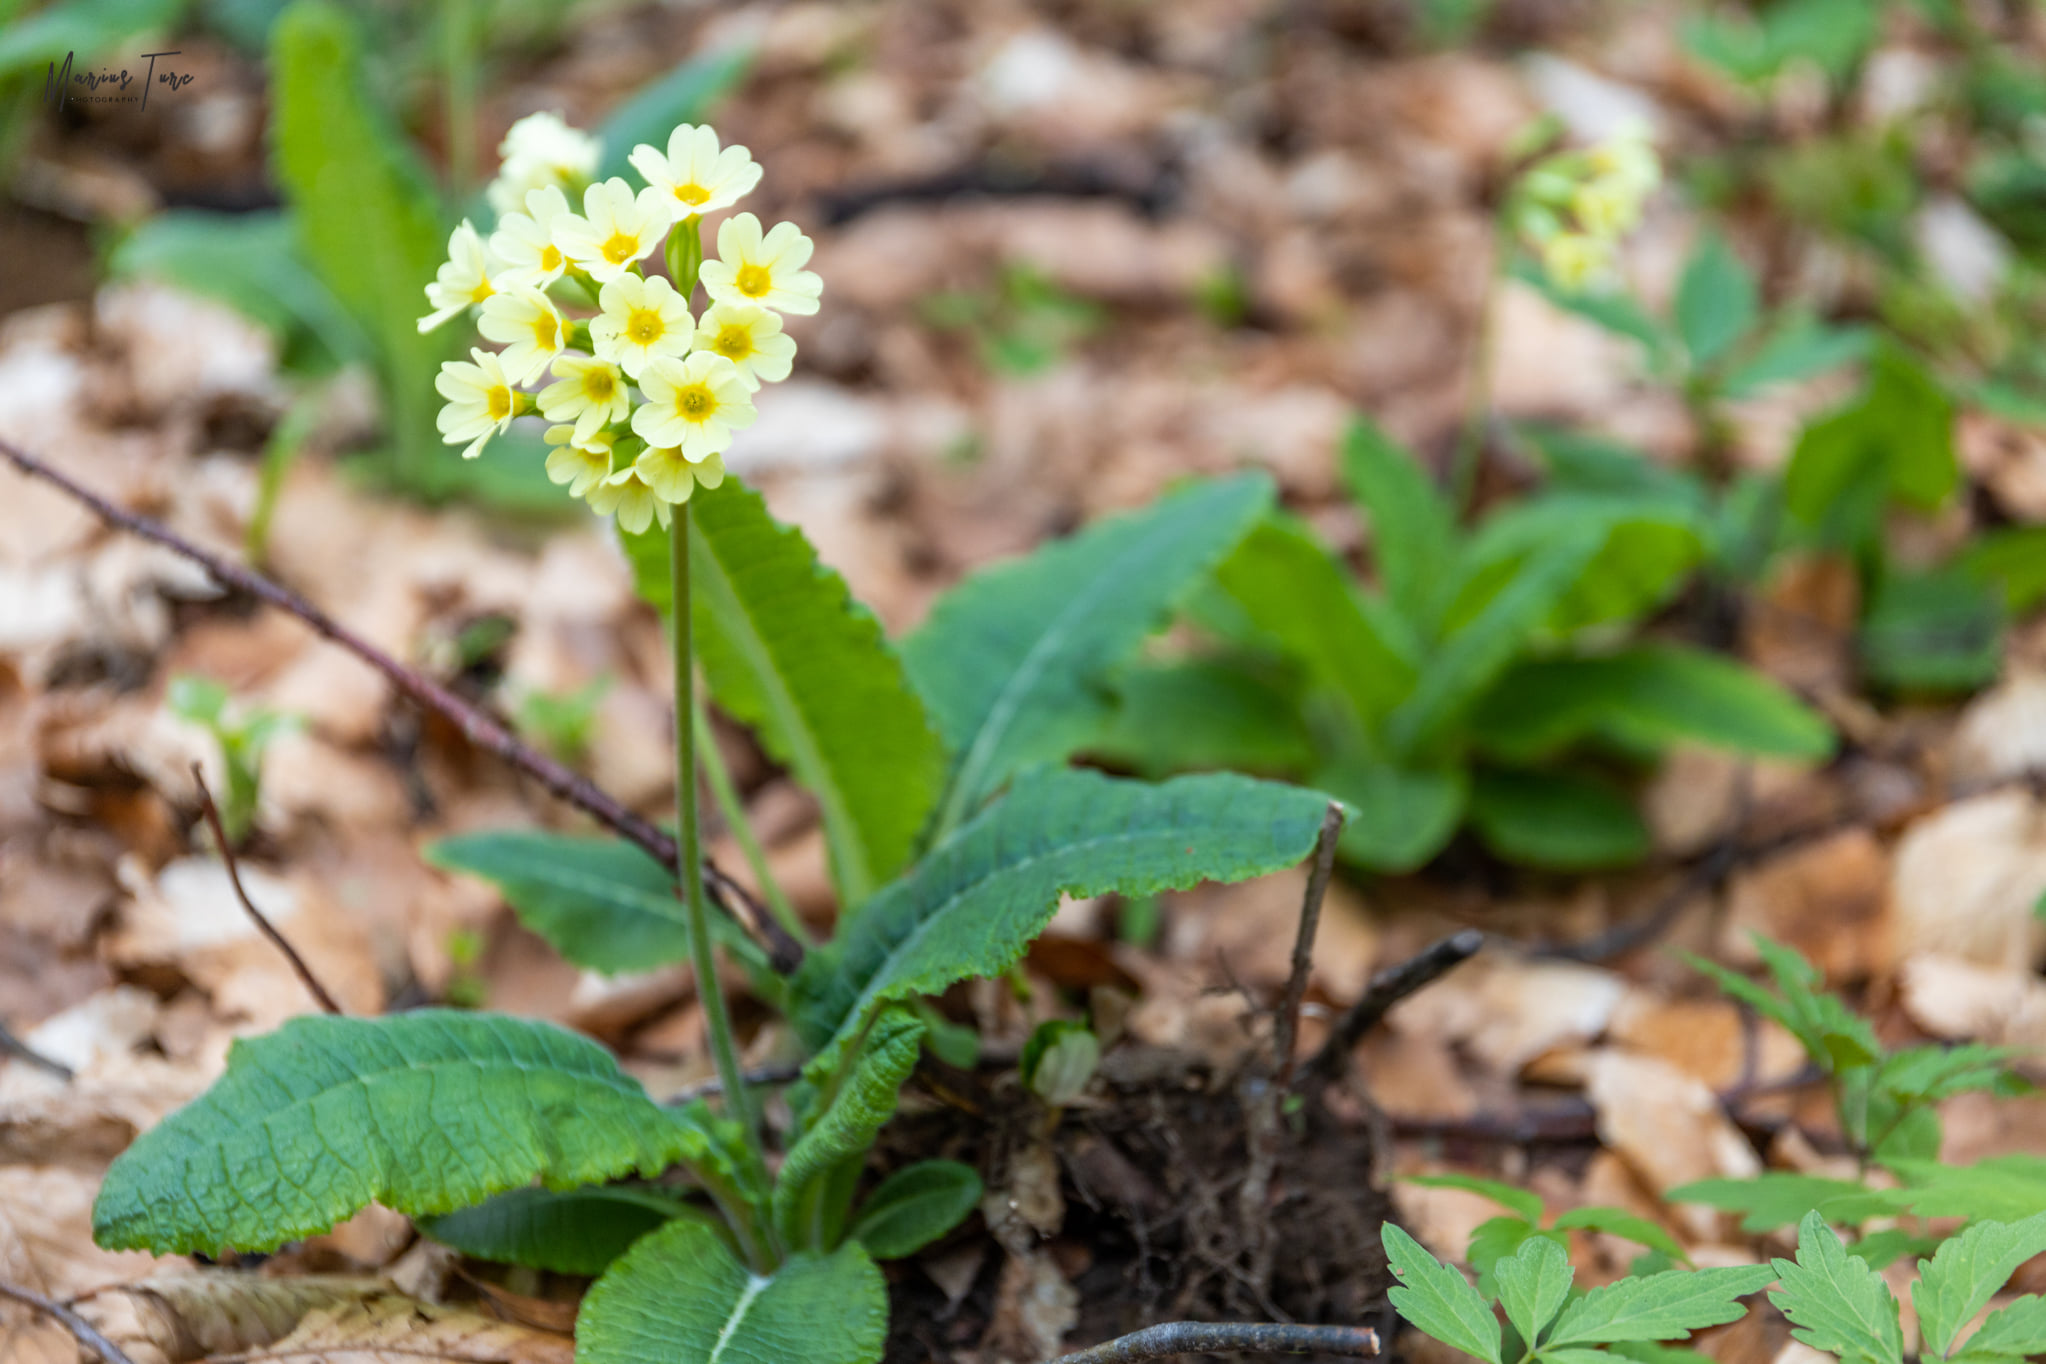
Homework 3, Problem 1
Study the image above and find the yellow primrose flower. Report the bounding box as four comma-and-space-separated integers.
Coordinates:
489, 186, 573, 291
1586, 124, 1660, 198
1541, 232, 1611, 291
631, 351, 756, 461
539, 354, 631, 445
692, 303, 795, 390
587, 465, 669, 534
589, 273, 694, 379
555, 178, 674, 284
487, 111, 600, 215
435, 348, 523, 460
477, 287, 568, 384
417, 220, 497, 334
699, 213, 823, 315
635, 445, 726, 505
544, 424, 614, 498
628, 124, 763, 218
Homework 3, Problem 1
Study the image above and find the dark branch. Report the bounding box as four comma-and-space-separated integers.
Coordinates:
0, 1023, 74, 1080
191, 765, 344, 1015
1273, 803, 1344, 1089
0, 1280, 139, 1364
0, 435, 802, 973
1050, 1322, 1379, 1364
1308, 930, 1485, 1085
659, 1061, 804, 1105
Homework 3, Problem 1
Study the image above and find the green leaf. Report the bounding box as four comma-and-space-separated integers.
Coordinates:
1771, 1212, 1903, 1364
1316, 756, 1466, 873
903, 475, 1273, 836
1511, 259, 1671, 360
850, 1160, 983, 1260
1912, 1212, 2046, 1359
1516, 426, 1706, 511
1381, 1221, 1504, 1364
1888, 1156, 2046, 1222
774, 1008, 925, 1251
0, 0, 183, 76
424, 831, 770, 982
1721, 316, 1870, 398
1547, 1265, 1778, 1347
1670, 1174, 1894, 1233
1468, 768, 1649, 870
417, 1184, 693, 1275
269, 0, 448, 469
1209, 515, 1417, 730
1471, 1218, 1552, 1298
1860, 569, 2005, 694
93, 1012, 710, 1254
1088, 658, 1313, 777
1785, 346, 1957, 541
1686, 935, 1879, 1073
1959, 526, 2046, 615
1551, 1207, 1691, 1264
1471, 645, 1833, 764
790, 767, 1329, 1083
622, 479, 946, 906
1341, 416, 1459, 634
595, 47, 751, 181
1675, 234, 1759, 368
1967, 1295, 2046, 1359
1400, 1173, 1544, 1224
577, 1218, 886, 1364
1497, 1234, 1575, 1347
1878, 1045, 2019, 1107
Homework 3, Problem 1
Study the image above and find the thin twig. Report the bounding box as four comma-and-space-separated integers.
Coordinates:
1050, 1321, 1379, 1364
191, 765, 343, 1016
1272, 803, 1344, 1091
0, 1280, 139, 1364
1308, 930, 1485, 1085
659, 1061, 805, 1106
0, 1023, 74, 1080
0, 436, 801, 973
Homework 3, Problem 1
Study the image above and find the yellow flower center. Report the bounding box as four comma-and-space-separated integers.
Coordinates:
540, 244, 562, 271
601, 231, 640, 265
627, 308, 665, 346
532, 311, 559, 348
714, 325, 755, 362
469, 278, 494, 304
486, 386, 512, 421
583, 368, 616, 402
677, 384, 716, 419
676, 183, 711, 206
734, 263, 772, 298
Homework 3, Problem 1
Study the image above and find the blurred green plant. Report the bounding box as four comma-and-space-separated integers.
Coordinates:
511, 675, 611, 766
166, 674, 298, 845
921, 262, 1103, 378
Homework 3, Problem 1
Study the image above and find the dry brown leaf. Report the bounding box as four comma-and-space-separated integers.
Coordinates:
0, 1167, 183, 1364
1721, 828, 1891, 982
1744, 554, 1857, 692
1951, 673, 2046, 782
75, 1274, 385, 1364
1389, 956, 1625, 1076
1897, 954, 2046, 1051
1890, 791, 2046, 972
205, 1297, 574, 1364
1586, 1050, 1762, 1240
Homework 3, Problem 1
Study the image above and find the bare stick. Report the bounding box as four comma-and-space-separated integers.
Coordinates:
0, 1023, 74, 1080
1050, 1321, 1379, 1364
0, 436, 801, 973
1272, 803, 1344, 1090
1307, 929, 1484, 1084
0, 1280, 139, 1364
192, 765, 343, 1016
660, 1061, 804, 1106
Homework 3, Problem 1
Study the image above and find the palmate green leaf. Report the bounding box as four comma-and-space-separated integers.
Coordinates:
1088, 658, 1314, 778
93, 1012, 710, 1255
1497, 1234, 1575, 1347
903, 475, 1273, 837
789, 767, 1329, 1082
1471, 645, 1833, 764
1400, 1172, 1544, 1223
1315, 755, 1465, 873
1912, 1212, 2046, 1359
1340, 416, 1460, 634
269, 0, 448, 465
577, 1218, 886, 1364
1675, 233, 1759, 369
1670, 1173, 1901, 1234
1547, 1265, 1778, 1347
850, 1160, 982, 1260
1551, 1207, 1690, 1264
1878, 1045, 2021, 1107
774, 1008, 925, 1250
1967, 1294, 2046, 1359
1887, 1156, 2046, 1223
1212, 516, 1419, 731
622, 480, 946, 907
417, 1184, 695, 1276
1687, 935, 1879, 1074
1470, 1218, 1556, 1297
595, 47, 751, 181
1381, 1222, 1503, 1364
1772, 1212, 1903, 1364
1468, 768, 1649, 870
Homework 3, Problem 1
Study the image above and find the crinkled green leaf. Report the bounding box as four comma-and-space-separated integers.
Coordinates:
418, 1184, 696, 1276
1551, 1207, 1691, 1263
850, 1160, 983, 1260
577, 1218, 885, 1364
790, 767, 1328, 1083
1912, 1212, 2046, 1359
1966, 1294, 2046, 1359
774, 1008, 925, 1250
1468, 768, 1649, 870
93, 1012, 708, 1255
1340, 416, 1460, 634
1770, 1211, 1903, 1364
1675, 233, 1759, 368
1400, 1173, 1543, 1223
903, 475, 1273, 836
1547, 1265, 1778, 1347
1497, 1234, 1575, 1346
1382, 1221, 1504, 1364
1315, 755, 1466, 873
622, 479, 947, 906
1089, 658, 1314, 777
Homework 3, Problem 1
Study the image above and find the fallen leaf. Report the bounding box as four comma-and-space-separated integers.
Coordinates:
1889, 791, 2046, 972
1721, 828, 1891, 982
1586, 1050, 1763, 1241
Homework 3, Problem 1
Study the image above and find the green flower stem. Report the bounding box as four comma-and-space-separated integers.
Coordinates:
693, 700, 813, 949
670, 506, 762, 1163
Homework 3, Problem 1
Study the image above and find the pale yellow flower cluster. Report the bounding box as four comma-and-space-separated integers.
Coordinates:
425, 114, 821, 531
1511, 123, 1661, 291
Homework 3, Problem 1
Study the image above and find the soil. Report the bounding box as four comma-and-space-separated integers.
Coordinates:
877, 1045, 1393, 1363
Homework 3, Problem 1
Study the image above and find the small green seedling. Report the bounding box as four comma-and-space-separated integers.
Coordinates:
1022, 1019, 1100, 1108
166, 675, 299, 846
1399, 1172, 1690, 1294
